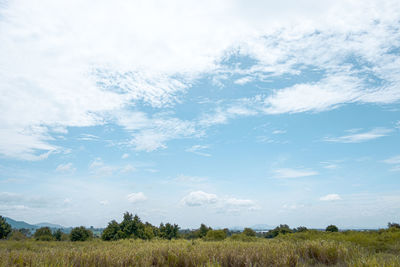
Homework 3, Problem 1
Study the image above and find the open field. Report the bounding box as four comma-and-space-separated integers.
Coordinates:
1, 231, 400, 267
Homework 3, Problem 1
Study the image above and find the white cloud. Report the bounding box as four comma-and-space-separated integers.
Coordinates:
174, 174, 207, 184
383, 155, 400, 172
126, 192, 147, 203
274, 168, 318, 178
181, 191, 218, 206
1, 0, 400, 159
181, 191, 260, 212
120, 164, 135, 173
324, 128, 392, 143
186, 145, 211, 157
320, 194, 342, 201
56, 162, 76, 173
383, 155, 400, 165
89, 158, 114, 177
121, 153, 129, 159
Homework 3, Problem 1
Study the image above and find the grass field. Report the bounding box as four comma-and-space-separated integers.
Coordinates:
1, 230, 400, 267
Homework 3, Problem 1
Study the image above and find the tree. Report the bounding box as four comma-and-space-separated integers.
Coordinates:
264, 224, 293, 238
242, 228, 256, 237
53, 229, 63, 241
325, 225, 339, 232
159, 223, 179, 240
199, 223, 211, 238
294, 226, 308, 233
204, 230, 226, 241
34, 227, 53, 241
388, 222, 400, 229
102, 220, 122, 241
0, 216, 11, 239
8, 229, 28, 241
70, 226, 93, 241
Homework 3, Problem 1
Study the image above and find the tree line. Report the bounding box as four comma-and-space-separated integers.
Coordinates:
1, 214, 400, 242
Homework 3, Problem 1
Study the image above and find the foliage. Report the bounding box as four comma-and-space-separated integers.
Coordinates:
70, 226, 93, 241
8, 230, 28, 241
229, 233, 258, 242
264, 224, 293, 238
34, 227, 53, 241
159, 223, 179, 240
326, 225, 339, 232
294, 226, 308, 232
0, 216, 11, 239
203, 230, 226, 241
53, 229, 63, 241
101, 213, 178, 241
388, 222, 400, 229
242, 228, 256, 237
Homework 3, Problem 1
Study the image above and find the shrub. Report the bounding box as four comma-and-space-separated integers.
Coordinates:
0, 216, 11, 239
204, 230, 227, 241
53, 229, 63, 241
326, 225, 339, 232
34, 227, 53, 241
230, 233, 257, 242
265, 224, 293, 238
242, 228, 256, 237
70, 226, 93, 241
8, 230, 28, 241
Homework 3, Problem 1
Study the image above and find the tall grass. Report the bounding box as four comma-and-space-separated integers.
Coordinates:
0, 238, 399, 266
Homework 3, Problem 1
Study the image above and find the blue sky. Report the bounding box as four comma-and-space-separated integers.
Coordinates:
0, 0, 399, 229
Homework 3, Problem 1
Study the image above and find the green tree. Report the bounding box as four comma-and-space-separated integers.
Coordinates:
388, 222, 400, 229
326, 225, 339, 232
70, 226, 93, 241
101, 220, 121, 241
294, 226, 308, 233
0, 216, 11, 239
34, 227, 53, 241
265, 224, 293, 238
242, 228, 256, 237
53, 229, 63, 241
159, 223, 179, 240
204, 230, 227, 241
199, 223, 211, 238
8, 229, 28, 241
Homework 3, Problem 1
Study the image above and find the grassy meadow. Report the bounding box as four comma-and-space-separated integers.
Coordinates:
1, 230, 400, 266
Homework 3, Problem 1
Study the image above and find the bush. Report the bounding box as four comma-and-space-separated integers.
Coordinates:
70, 226, 93, 241
204, 230, 227, 241
242, 228, 256, 237
0, 216, 11, 239
230, 233, 257, 242
326, 225, 339, 232
265, 224, 293, 238
34, 227, 53, 241
8, 230, 28, 241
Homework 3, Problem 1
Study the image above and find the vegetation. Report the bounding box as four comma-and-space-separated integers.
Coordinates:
0, 216, 11, 239
1, 213, 400, 266
326, 224, 339, 232
70, 226, 93, 241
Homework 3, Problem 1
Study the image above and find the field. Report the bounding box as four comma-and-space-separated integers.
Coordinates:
1, 230, 400, 267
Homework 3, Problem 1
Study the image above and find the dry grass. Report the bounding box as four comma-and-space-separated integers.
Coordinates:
0, 238, 399, 266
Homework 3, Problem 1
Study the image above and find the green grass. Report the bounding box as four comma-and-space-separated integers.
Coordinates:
0, 231, 399, 266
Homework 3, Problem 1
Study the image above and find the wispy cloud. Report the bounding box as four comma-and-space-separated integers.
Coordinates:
55, 163, 76, 173
383, 155, 400, 172
186, 145, 211, 157
126, 192, 147, 203
324, 128, 392, 143
320, 194, 342, 201
274, 168, 318, 179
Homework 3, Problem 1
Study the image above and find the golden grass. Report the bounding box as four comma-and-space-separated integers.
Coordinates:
0, 238, 399, 266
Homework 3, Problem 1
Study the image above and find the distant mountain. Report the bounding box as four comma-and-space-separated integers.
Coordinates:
35, 222, 64, 229
4, 217, 65, 230
5, 217, 37, 229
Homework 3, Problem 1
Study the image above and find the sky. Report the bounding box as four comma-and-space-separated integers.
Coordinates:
0, 0, 399, 229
